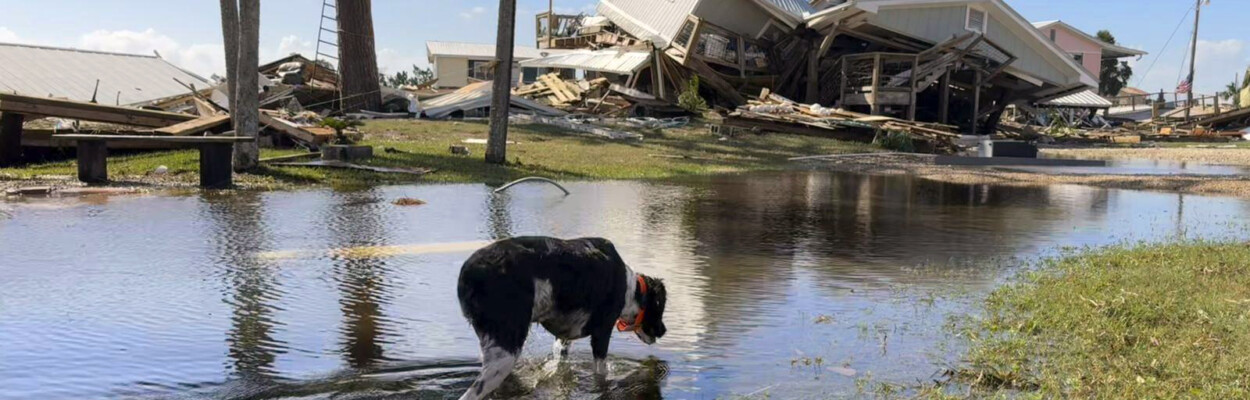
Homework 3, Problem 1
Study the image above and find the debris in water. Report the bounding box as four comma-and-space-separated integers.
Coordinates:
393, 197, 426, 206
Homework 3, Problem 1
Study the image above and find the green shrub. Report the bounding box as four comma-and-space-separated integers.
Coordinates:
873, 129, 915, 152
677, 77, 709, 113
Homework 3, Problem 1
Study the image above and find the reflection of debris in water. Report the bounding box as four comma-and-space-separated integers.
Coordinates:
258, 241, 493, 260
490, 356, 668, 399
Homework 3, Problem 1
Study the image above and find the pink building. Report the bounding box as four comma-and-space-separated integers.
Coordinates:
1032, 20, 1146, 82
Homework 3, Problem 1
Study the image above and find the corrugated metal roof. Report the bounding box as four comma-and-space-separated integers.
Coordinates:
1042, 89, 1113, 108
520, 50, 651, 75
597, 0, 700, 47
426, 41, 557, 62
756, 0, 818, 20
422, 81, 565, 119
0, 42, 210, 106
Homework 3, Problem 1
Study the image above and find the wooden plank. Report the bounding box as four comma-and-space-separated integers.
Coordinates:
258, 113, 318, 144
51, 134, 256, 143
0, 93, 195, 127
154, 114, 231, 136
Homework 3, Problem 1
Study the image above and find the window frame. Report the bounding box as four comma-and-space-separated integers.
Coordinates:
965, 6, 988, 34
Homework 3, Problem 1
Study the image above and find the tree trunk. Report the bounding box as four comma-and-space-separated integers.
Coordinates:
486, 0, 517, 165
337, 0, 382, 113
218, 0, 239, 126
233, 0, 261, 171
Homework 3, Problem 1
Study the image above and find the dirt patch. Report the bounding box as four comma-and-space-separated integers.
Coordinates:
798, 153, 1250, 198
1043, 147, 1250, 166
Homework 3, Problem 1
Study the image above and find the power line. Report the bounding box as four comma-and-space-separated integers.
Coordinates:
1135, 4, 1196, 90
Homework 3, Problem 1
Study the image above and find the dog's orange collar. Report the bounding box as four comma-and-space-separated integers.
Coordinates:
616, 275, 647, 332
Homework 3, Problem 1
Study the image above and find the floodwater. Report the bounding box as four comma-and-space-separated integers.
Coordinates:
3, 171, 1249, 399
1025, 157, 1250, 176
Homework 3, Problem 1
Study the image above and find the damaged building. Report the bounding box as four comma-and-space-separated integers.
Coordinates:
515, 0, 1103, 135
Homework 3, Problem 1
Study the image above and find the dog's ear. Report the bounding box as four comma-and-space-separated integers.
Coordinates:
642, 276, 667, 339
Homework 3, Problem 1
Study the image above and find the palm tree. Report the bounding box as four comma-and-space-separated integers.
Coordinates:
1223, 81, 1241, 109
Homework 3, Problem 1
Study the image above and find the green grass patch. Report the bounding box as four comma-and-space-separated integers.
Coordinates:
1, 119, 878, 188
949, 243, 1250, 399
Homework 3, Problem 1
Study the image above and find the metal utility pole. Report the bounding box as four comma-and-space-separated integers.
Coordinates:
486, 0, 517, 165
1185, 0, 1202, 121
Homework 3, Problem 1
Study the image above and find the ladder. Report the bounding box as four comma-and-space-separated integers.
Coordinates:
310, 0, 339, 90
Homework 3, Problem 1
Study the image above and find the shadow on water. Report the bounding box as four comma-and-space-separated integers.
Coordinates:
3, 170, 1249, 399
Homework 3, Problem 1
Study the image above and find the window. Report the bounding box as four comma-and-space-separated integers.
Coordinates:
674, 19, 697, 50
1072, 53, 1084, 64
468, 60, 493, 81
1049, 29, 1056, 42
966, 6, 987, 33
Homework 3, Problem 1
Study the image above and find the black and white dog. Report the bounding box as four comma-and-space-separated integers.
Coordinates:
456, 237, 667, 400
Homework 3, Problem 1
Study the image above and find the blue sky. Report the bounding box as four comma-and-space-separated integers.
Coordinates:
0, 0, 1245, 94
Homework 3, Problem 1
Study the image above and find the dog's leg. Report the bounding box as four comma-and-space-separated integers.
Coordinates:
590, 329, 612, 376
552, 339, 573, 359
460, 337, 522, 400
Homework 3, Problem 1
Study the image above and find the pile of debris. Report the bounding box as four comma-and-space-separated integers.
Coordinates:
725, 90, 960, 153
510, 72, 680, 117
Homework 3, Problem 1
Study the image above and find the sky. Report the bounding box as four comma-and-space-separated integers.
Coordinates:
0, 0, 1246, 95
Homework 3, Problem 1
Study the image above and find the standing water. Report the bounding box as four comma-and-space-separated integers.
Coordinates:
2, 171, 1247, 399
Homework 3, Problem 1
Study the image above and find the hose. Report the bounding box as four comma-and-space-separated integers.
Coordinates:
493, 177, 570, 196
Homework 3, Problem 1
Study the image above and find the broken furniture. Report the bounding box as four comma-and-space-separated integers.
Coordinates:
0, 93, 200, 166
50, 134, 256, 188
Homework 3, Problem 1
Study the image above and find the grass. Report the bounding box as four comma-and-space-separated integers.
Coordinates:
0, 119, 878, 188
944, 242, 1250, 399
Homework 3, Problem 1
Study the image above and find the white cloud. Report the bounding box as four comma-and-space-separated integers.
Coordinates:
376, 47, 424, 76
0, 27, 19, 43
77, 29, 225, 78
460, 6, 487, 20
275, 34, 314, 58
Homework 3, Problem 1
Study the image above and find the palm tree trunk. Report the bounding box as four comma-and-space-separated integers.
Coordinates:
218, 0, 239, 129
337, 0, 382, 112
233, 0, 261, 171
486, 0, 517, 165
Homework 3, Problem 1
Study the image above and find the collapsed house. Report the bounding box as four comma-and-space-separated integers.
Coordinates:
519, 0, 1102, 137
425, 41, 575, 89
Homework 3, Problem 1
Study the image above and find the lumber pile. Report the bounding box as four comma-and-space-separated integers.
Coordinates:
725, 90, 960, 153
512, 73, 648, 117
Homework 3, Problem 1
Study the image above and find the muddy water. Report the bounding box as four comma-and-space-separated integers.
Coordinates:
3, 171, 1248, 399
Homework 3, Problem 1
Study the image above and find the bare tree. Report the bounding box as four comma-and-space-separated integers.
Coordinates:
219, 0, 260, 171
486, 0, 517, 165
337, 0, 382, 112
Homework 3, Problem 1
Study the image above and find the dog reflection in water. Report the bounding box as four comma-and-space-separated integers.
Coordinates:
456, 237, 668, 400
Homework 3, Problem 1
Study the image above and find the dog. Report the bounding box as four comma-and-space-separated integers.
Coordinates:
456, 237, 667, 400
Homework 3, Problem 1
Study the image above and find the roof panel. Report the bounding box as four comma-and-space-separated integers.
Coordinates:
1042, 89, 1113, 108
426, 41, 557, 61
0, 42, 209, 105
519, 50, 651, 75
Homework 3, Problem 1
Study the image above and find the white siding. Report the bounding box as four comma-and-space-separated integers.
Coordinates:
694, 0, 776, 38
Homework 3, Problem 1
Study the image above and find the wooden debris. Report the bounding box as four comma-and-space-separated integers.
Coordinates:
154, 114, 231, 136
0, 93, 196, 127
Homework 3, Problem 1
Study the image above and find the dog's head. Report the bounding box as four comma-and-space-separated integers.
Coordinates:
635, 275, 667, 345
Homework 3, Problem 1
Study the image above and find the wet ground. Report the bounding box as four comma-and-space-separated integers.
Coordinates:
3, 171, 1249, 399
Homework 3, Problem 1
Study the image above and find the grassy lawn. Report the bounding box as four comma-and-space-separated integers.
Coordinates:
1, 119, 878, 188
946, 243, 1250, 399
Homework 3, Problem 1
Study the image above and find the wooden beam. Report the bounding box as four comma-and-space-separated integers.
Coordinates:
1, 112, 23, 166
939, 71, 951, 125
971, 70, 982, 135
806, 44, 820, 103
870, 53, 882, 115
258, 113, 318, 144
154, 114, 232, 136
0, 93, 195, 127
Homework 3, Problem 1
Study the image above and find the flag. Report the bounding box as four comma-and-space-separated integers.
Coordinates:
1177, 77, 1192, 94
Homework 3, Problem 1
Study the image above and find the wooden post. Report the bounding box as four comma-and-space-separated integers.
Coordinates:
907, 55, 918, 121
486, 0, 518, 165
200, 143, 235, 188
1185, 0, 1201, 122
1214, 95, 1221, 116
971, 70, 982, 135
870, 53, 881, 115
806, 45, 820, 104
0, 112, 24, 167
938, 71, 951, 125
77, 140, 108, 184
548, 0, 555, 48
838, 56, 848, 107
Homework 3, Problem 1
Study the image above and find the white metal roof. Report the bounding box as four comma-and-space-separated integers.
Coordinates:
520, 50, 651, 75
422, 81, 565, 119
0, 42, 210, 106
1031, 20, 1147, 58
596, 0, 700, 47
1042, 89, 1113, 108
755, 0, 819, 23
426, 41, 558, 63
